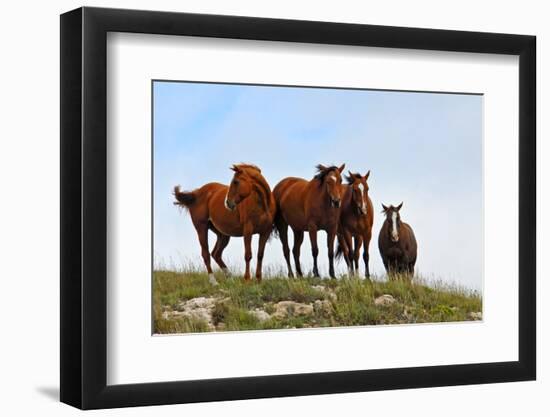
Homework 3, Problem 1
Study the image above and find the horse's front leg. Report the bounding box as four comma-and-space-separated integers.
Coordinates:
308, 224, 320, 277
327, 227, 337, 279
243, 227, 253, 281
255, 231, 270, 282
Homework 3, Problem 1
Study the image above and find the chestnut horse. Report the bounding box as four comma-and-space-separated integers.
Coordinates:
273, 164, 345, 278
336, 171, 374, 279
378, 202, 417, 278
174, 164, 276, 283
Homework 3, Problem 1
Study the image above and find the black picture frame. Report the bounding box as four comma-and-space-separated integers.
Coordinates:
60, 6, 536, 410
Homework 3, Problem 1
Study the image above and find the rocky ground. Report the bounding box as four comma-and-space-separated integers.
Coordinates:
154, 271, 483, 334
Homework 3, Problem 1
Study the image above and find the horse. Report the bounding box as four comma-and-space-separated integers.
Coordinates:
273, 163, 345, 279
174, 163, 276, 284
335, 171, 374, 279
378, 202, 417, 278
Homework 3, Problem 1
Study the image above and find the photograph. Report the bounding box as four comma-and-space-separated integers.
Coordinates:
153, 80, 484, 334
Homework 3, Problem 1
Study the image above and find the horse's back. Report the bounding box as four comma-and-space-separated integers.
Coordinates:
273, 177, 309, 229
273, 177, 306, 197
273, 177, 309, 206
402, 222, 417, 262
184, 182, 224, 215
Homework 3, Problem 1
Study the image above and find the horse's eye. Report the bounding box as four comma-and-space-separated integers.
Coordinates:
233, 180, 239, 186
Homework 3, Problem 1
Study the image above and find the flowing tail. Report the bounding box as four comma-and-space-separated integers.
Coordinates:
173, 185, 196, 208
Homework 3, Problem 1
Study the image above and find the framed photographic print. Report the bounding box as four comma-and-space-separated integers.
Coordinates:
60, 6, 536, 410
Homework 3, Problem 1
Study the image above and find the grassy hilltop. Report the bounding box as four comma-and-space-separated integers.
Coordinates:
153, 269, 482, 334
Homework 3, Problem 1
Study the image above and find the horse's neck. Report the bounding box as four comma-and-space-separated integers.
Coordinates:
250, 175, 272, 213
310, 178, 328, 199
342, 185, 354, 213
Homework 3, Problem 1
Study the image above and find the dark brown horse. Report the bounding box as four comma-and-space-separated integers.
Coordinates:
174, 164, 276, 283
336, 171, 374, 279
378, 202, 417, 278
273, 164, 345, 278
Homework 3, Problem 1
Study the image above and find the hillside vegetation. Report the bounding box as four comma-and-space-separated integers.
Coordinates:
153, 269, 482, 334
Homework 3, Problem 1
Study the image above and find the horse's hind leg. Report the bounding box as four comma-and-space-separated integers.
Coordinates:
275, 215, 294, 278
353, 236, 362, 273
212, 233, 230, 276
292, 230, 304, 277
195, 222, 217, 285
342, 231, 354, 276
362, 232, 372, 280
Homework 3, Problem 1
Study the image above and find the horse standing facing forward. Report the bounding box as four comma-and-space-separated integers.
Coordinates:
336, 171, 374, 279
273, 164, 345, 279
174, 164, 276, 283
378, 202, 417, 278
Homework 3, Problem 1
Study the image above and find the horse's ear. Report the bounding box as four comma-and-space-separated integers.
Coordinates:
396, 202, 403, 211
382, 203, 388, 212
230, 165, 241, 173
364, 170, 371, 180
338, 163, 345, 173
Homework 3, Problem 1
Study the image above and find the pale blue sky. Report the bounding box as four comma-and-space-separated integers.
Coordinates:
154, 81, 483, 290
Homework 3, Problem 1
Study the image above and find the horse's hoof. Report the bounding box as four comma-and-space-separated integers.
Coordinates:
208, 273, 218, 286
222, 268, 231, 277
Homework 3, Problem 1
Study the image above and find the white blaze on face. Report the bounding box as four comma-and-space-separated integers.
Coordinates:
358, 183, 367, 213
329, 174, 337, 182
391, 211, 399, 242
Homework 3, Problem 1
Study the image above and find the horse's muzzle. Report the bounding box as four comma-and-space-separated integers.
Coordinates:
331, 198, 341, 208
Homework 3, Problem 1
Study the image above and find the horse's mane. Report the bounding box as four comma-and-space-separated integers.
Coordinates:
314, 164, 340, 181
233, 163, 272, 210
234, 163, 261, 173
345, 172, 362, 184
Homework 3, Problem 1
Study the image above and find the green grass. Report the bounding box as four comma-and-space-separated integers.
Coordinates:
153, 269, 482, 334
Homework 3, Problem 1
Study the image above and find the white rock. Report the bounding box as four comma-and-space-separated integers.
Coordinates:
176, 296, 217, 311
249, 309, 271, 322
313, 299, 333, 316
273, 301, 314, 319
311, 284, 337, 301
468, 311, 483, 320
172, 297, 220, 330
374, 294, 396, 306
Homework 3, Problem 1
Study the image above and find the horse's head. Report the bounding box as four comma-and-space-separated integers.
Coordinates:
315, 163, 345, 208
225, 164, 257, 211
382, 202, 403, 243
345, 170, 371, 215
